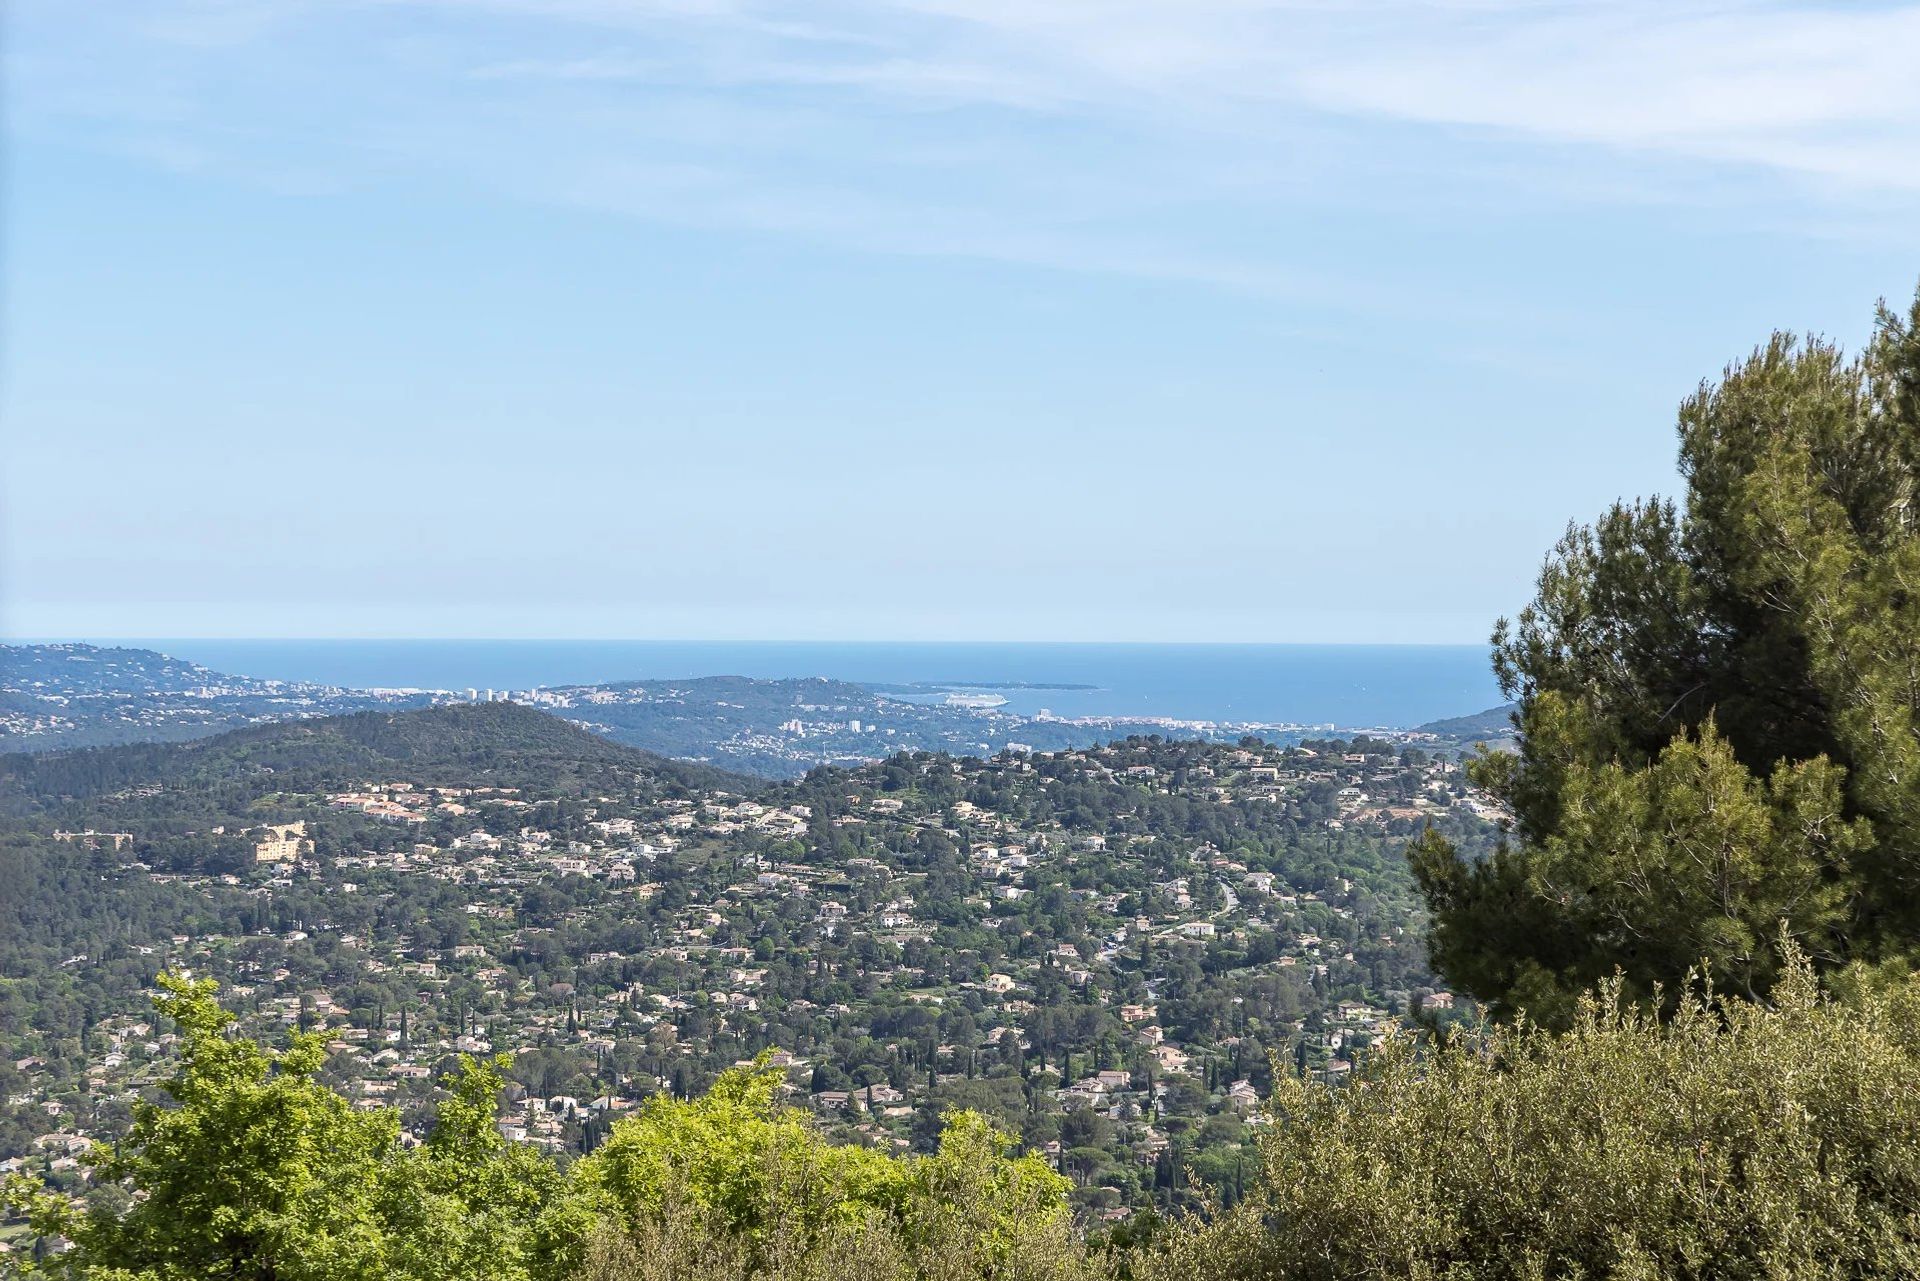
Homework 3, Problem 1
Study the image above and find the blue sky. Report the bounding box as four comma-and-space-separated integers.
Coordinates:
4, 0, 1918, 643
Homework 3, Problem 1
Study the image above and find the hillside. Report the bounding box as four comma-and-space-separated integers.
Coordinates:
2, 642, 240, 694
546, 673, 1147, 774
0, 721, 1497, 1216
0, 702, 749, 817
1, 642, 441, 752
1414, 703, 1516, 743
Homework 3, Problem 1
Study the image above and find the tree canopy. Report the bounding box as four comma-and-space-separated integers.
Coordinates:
1413, 284, 1920, 1022
4, 976, 561, 1281
1, 977, 1097, 1281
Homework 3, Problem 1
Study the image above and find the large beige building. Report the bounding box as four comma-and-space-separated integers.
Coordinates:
254, 822, 312, 863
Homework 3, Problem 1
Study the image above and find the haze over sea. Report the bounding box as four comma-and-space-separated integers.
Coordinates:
104, 640, 1501, 730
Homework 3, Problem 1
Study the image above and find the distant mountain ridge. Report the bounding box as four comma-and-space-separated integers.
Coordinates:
4, 643, 1511, 777
4, 642, 262, 694
0, 645, 1211, 776
2, 642, 441, 753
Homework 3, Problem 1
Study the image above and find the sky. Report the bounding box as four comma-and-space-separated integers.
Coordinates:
3, 0, 1918, 644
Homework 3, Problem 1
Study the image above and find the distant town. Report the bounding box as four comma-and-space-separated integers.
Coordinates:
1, 643, 1506, 775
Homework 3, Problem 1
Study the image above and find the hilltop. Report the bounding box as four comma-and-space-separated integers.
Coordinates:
1414, 703, 1516, 743
0, 701, 748, 818
3, 642, 245, 694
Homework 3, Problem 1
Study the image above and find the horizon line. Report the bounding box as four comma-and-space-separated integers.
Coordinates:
9, 635, 1495, 650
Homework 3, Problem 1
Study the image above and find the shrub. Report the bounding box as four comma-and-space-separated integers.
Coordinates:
1148, 948, 1920, 1281
570, 1064, 1105, 1281
0, 978, 1103, 1281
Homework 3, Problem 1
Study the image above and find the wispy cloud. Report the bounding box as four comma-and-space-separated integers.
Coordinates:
11, 0, 1920, 299
439, 1, 1920, 192
1286, 3, 1920, 189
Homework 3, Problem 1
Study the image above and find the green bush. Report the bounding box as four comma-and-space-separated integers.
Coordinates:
3, 975, 563, 1281
0, 977, 1104, 1281
565, 1058, 1104, 1281
1148, 948, 1920, 1281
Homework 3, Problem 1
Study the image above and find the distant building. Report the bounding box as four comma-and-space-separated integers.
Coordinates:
53, 830, 134, 851
254, 822, 311, 864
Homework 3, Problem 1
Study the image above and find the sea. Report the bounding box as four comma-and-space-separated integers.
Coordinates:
108, 640, 1503, 730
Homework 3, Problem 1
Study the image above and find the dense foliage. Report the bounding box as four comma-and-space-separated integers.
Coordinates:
570, 1067, 1097, 1281
4, 977, 562, 1281
3, 979, 1100, 1281
1414, 285, 1920, 1021
0, 704, 739, 818
1151, 947, 1920, 1280
14, 955, 1920, 1280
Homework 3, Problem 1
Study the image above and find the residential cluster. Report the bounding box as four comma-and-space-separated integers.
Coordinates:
2, 730, 1500, 1219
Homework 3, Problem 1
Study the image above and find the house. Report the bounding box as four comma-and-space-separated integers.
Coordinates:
1152, 1045, 1191, 1073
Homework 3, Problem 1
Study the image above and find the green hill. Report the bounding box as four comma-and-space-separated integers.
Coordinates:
0, 701, 751, 815
1415, 703, 1516, 742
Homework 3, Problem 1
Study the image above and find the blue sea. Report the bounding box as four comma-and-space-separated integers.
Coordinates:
106, 640, 1502, 730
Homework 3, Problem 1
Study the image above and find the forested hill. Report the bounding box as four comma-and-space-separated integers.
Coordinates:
0, 702, 750, 816
1, 641, 445, 752
3, 642, 239, 694
0, 720, 1487, 1216
1413, 704, 1515, 742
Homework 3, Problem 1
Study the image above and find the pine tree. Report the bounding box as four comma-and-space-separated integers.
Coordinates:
1413, 284, 1920, 1023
